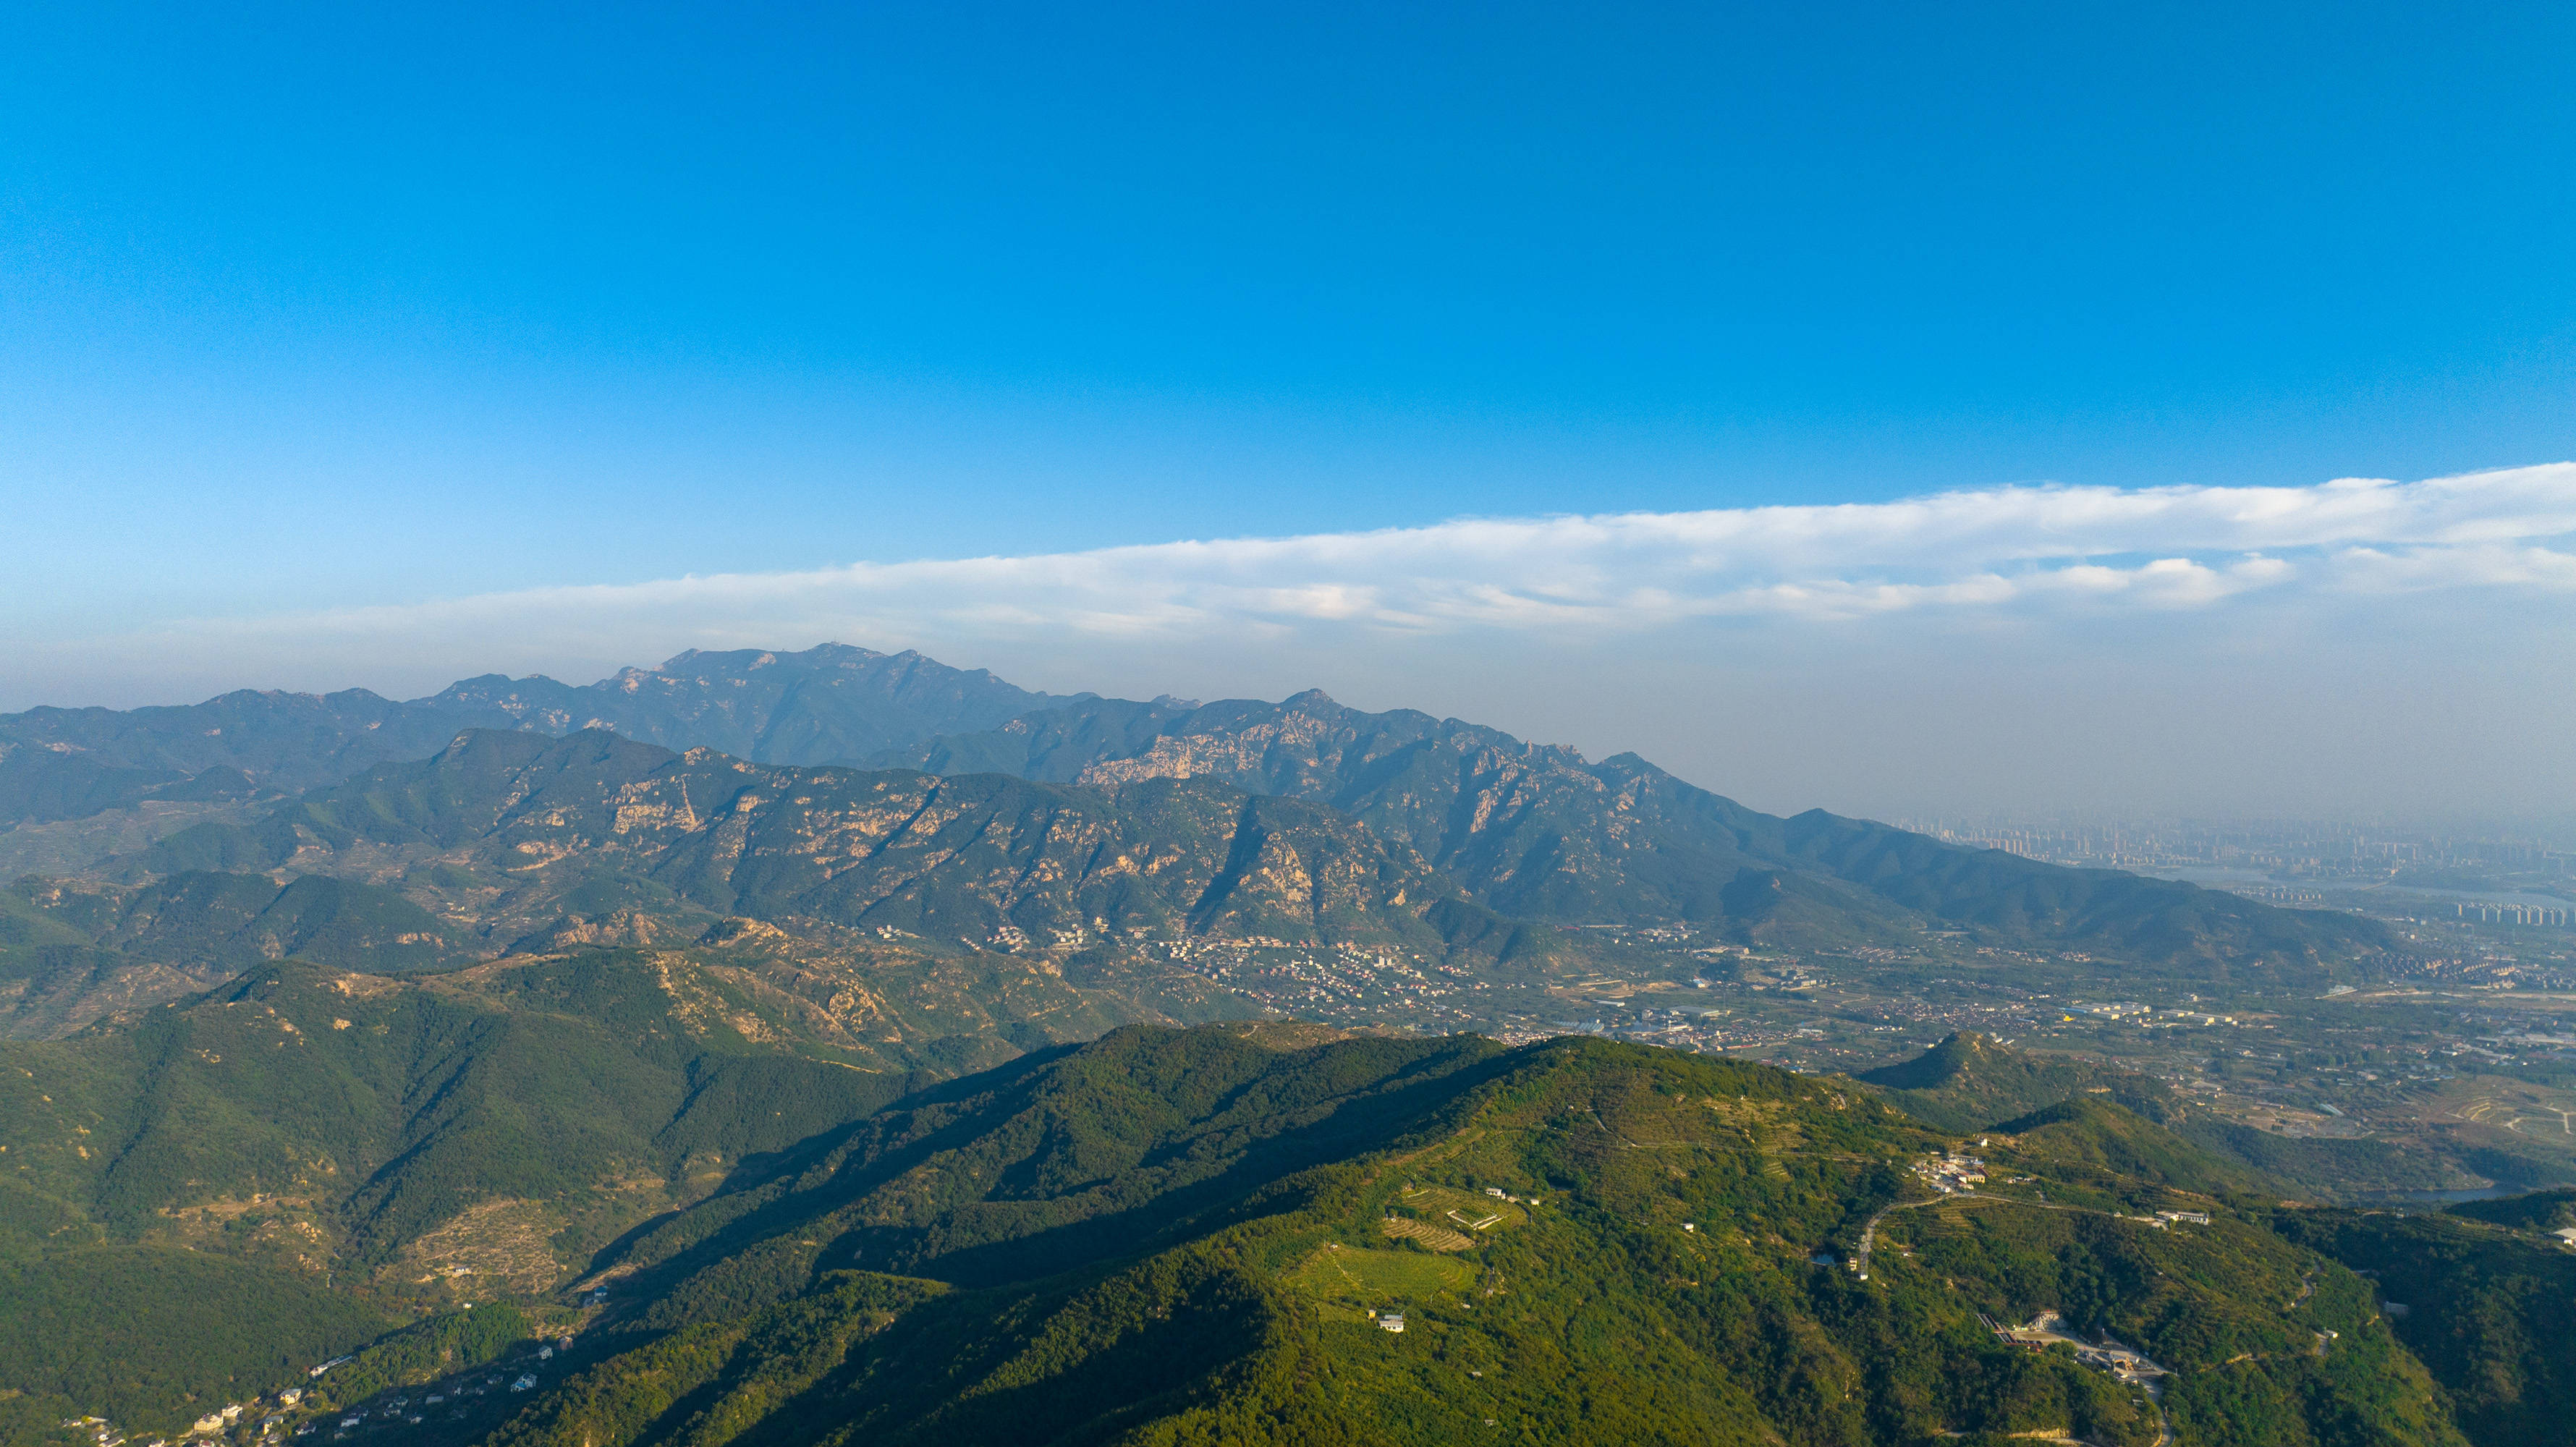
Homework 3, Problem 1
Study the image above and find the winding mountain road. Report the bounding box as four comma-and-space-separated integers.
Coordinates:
1851, 1191, 2178, 1447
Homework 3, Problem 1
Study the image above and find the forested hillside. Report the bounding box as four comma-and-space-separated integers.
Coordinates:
5, 988, 2562, 1446
460, 1027, 2456, 1447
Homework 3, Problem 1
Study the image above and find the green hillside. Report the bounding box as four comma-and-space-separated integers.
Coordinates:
465, 1027, 2454, 1447
0, 941, 1247, 1440
0, 1001, 2512, 1446
1857, 1032, 2461, 1200
35, 870, 475, 972
0, 1246, 399, 1430
0, 954, 963, 1272
2444, 1186, 2576, 1233
1857, 1030, 2183, 1132
1989, 1097, 2275, 1195
2272, 1200, 2576, 1447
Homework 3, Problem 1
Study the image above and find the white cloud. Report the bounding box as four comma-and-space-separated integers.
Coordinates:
10, 462, 2573, 820
12, 462, 2575, 714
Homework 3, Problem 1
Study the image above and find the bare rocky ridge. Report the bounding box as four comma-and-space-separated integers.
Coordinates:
875, 689, 2389, 970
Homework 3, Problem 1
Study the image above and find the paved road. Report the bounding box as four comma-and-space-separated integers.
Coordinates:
1850, 1191, 2094, 1277
1851, 1191, 2177, 1447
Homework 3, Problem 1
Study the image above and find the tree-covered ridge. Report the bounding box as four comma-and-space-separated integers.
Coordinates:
1857, 1029, 2184, 1132
18, 871, 474, 973
0, 954, 937, 1266
0, 943, 1242, 1443
1857, 1031, 2466, 1201
0, 1006, 2538, 1446
876, 691, 2386, 970
1985, 1097, 2276, 1195
470, 1027, 2457, 1447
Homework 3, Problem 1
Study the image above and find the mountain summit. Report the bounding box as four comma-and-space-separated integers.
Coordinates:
0, 645, 1080, 831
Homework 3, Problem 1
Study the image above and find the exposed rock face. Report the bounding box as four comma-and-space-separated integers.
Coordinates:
508, 909, 685, 954
145, 729, 1509, 959
878, 690, 2390, 969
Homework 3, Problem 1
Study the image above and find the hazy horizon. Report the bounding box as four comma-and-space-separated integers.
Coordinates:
13, 462, 2571, 824
8, 6, 2569, 825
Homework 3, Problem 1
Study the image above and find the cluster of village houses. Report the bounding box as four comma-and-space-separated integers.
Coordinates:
1914, 1150, 1988, 1192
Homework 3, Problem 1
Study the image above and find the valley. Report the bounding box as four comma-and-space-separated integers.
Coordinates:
3, 645, 2572, 1446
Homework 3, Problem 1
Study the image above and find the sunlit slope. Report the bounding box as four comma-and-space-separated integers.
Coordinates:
877, 692, 2388, 970
507, 1029, 2451, 1447
0, 953, 931, 1266
0, 943, 1221, 1443
137, 729, 1520, 962
1862, 1031, 2457, 1200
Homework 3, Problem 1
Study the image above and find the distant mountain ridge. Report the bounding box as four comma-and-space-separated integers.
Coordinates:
875, 689, 2387, 970
420, 644, 1080, 765
1860, 1030, 2462, 1198
134, 726, 1522, 964
0, 645, 1077, 829
2, 648, 2390, 1048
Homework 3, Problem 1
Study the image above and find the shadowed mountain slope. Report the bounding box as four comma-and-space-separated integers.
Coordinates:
1857, 1030, 2185, 1133
0, 689, 478, 823
2274, 1198, 2576, 1447
1991, 1096, 2275, 1194
473, 1027, 2459, 1447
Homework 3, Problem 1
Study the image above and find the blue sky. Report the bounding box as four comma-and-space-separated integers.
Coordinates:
7, 3, 2572, 815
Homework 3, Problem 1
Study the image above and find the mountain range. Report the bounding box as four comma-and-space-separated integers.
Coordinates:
0, 645, 1072, 829
1, 645, 2383, 1044
0, 642, 2551, 1446
869, 690, 2376, 966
